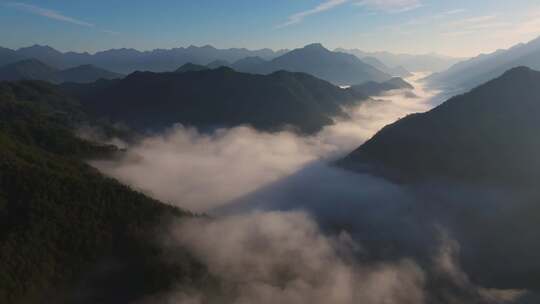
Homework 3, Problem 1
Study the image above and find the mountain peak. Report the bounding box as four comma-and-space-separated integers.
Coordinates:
17, 44, 61, 54
8, 58, 53, 68
501, 65, 533, 76
175, 63, 209, 73
303, 43, 327, 50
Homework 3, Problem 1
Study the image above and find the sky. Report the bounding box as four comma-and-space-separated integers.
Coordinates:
0, 0, 539, 57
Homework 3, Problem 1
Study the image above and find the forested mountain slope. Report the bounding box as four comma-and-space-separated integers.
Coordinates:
0, 81, 210, 304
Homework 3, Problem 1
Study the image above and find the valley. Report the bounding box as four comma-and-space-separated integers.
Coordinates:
2, 2, 540, 303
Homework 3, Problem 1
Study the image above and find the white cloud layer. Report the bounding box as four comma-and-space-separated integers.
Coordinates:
158, 211, 427, 304
90, 74, 434, 212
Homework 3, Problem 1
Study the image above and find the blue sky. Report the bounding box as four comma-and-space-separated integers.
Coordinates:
0, 0, 539, 57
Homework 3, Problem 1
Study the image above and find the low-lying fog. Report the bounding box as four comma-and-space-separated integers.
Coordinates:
90, 75, 536, 303
91, 73, 433, 212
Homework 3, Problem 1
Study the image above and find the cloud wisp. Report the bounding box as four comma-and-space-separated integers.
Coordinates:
4, 2, 120, 35
276, 0, 423, 29
5, 2, 94, 27
276, 0, 349, 28
355, 0, 422, 13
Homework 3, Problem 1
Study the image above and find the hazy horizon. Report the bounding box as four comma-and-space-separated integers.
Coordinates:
1, 0, 539, 57
3, 1, 540, 303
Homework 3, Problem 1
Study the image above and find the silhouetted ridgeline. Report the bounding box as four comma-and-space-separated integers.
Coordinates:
349, 77, 413, 96
0, 81, 212, 304
341, 66, 540, 184
427, 36, 540, 90
358, 56, 412, 78
63, 67, 370, 134
336, 47, 463, 72
0, 44, 289, 74
226, 43, 392, 85
0, 59, 122, 84
0, 44, 396, 86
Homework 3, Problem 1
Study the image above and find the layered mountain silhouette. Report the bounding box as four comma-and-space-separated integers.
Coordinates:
0, 44, 288, 74
175, 62, 209, 73
0, 59, 122, 83
0, 47, 24, 67
0, 44, 392, 85
0, 59, 61, 83
63, 67, 370, 133
341, 66, 540, 184
427, 36, 540, 90
206, 59, 230, 69
230, 56, 267, 73
228, 44, 392, 85
336, 48, 463, 72
361, 56, 412, 78
181, 44, 394, 85
350, 77, 413, 96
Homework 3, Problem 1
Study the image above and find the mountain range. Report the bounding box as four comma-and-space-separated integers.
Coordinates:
426, 36, 540, 90
62, 67, 371, 134
0, 44, 289, 74
257, 44, 392, 85
180, 44, 396, 86
341, 66, 540, 184
336, 48, 463, 72
210, 44, 393, 85
360, 56, 412, 78
349, 77, 414, 96
0, 44, 396, 86
0, 59, 122, 84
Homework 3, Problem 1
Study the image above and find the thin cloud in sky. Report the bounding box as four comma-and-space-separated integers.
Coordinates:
276, 0, 349, 28
102, 29, 121, 36
355, 0, 422, 13
5, 2, 94, 27
276, 0, 422, 29
447, 14, 499, 27
405, 8, 466, 26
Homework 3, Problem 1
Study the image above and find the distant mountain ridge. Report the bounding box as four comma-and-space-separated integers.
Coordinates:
62, 67, 371, 134
0, 44, 289, 74
175, 63, 209, 73
360, 56, 412, 78
341, 66, 540, 184
350, 77, 414, 96
224, 44, 392, 85
0, 59, 122, 83
0, 44, 392, 85
336, 48, 464, 72
426, 36, 540, 90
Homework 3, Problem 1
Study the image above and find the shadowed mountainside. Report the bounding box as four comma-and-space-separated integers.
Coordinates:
341, 66, 540, 184
350, 77, 414, 96
63, 67, 370, 134
230, 44, 392, 85
0, 59, 122, 84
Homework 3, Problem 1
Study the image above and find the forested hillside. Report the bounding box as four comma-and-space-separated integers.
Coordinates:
0, 81, 211, 304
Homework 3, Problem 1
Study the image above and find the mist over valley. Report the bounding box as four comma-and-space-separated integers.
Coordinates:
2, 1, 540, 303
